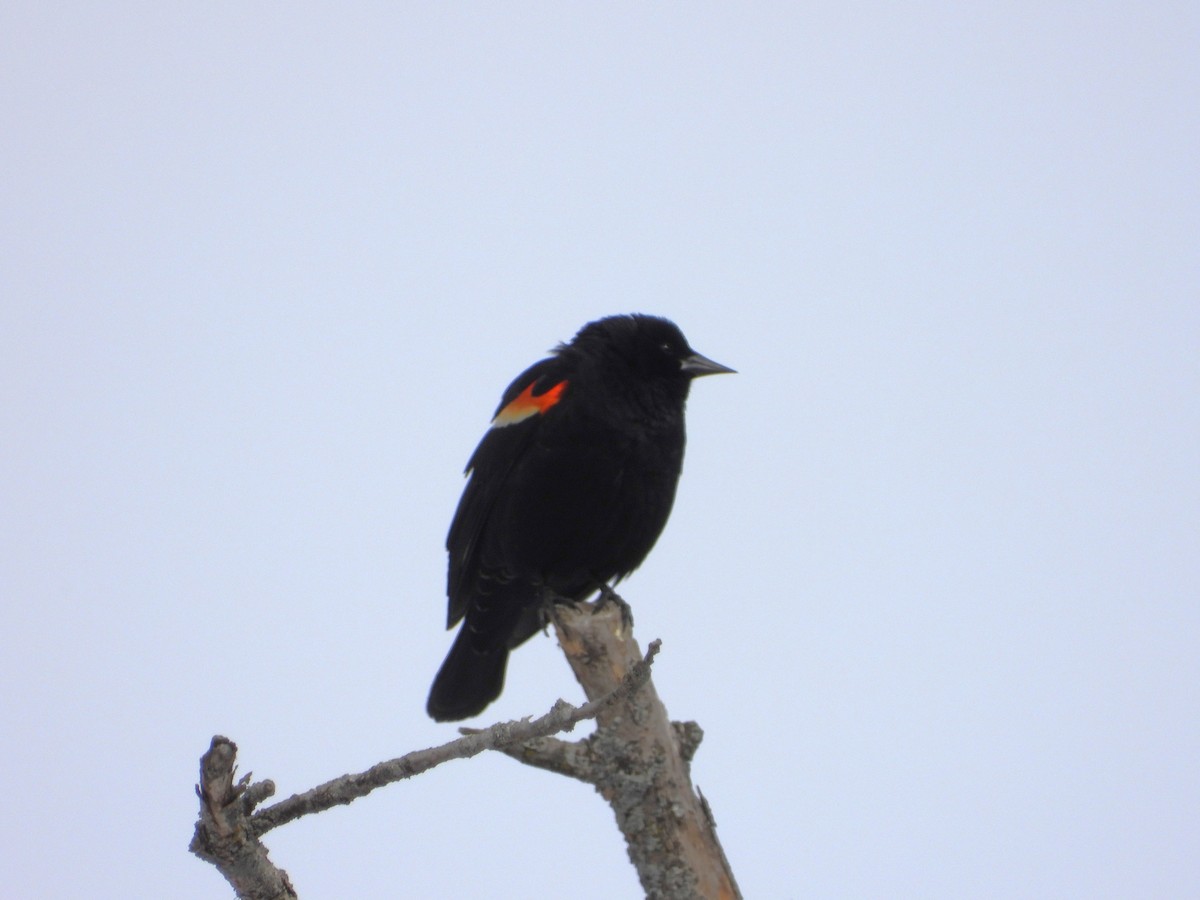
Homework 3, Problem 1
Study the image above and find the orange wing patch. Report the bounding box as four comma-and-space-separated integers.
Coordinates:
492, 380, 568, 428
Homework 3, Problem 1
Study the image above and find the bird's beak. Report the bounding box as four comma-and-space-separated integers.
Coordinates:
680, 351, 736, 377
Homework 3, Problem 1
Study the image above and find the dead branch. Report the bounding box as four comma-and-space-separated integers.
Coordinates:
494, 601, 742, 900
189, 643, 659, 898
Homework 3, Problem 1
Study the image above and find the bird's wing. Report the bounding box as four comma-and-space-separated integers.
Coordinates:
444, 356, 571, 627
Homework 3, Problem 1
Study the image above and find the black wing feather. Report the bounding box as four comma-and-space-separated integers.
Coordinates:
444, 356, 568, 627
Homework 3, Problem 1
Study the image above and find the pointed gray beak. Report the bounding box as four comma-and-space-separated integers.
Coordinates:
680, 351, 736, 377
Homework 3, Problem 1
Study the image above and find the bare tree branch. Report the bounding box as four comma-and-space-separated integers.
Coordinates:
190, 643, 659, 897
497, 601, 743, 900
252, 639, 657, 836
189, 604, 743, 899
190, 736, 295, 900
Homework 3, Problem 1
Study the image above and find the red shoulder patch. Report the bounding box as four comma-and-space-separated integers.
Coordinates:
492, 380, 568, 428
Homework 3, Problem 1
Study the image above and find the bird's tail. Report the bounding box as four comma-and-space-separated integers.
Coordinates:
426, 625, 510, 722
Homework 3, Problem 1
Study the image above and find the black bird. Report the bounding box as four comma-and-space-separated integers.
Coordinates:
426, 314, 733, 721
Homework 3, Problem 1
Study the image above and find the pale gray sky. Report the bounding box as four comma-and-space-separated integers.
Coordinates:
2, 4, 1197, 898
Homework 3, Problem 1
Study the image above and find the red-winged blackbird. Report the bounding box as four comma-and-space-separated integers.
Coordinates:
426, 314, 733, 722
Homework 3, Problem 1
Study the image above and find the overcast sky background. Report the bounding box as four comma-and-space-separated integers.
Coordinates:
2, 4, 1197, 898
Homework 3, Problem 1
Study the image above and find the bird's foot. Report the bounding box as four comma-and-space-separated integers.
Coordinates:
595, 584, 635, 634
537, 587, 571, 635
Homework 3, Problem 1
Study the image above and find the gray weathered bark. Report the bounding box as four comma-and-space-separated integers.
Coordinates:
190, 602, 741, 898
496, 602, 741, 900
189, 643, 659, 898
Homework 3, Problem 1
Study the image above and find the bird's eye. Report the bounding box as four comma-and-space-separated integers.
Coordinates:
659, 341, 674, 354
